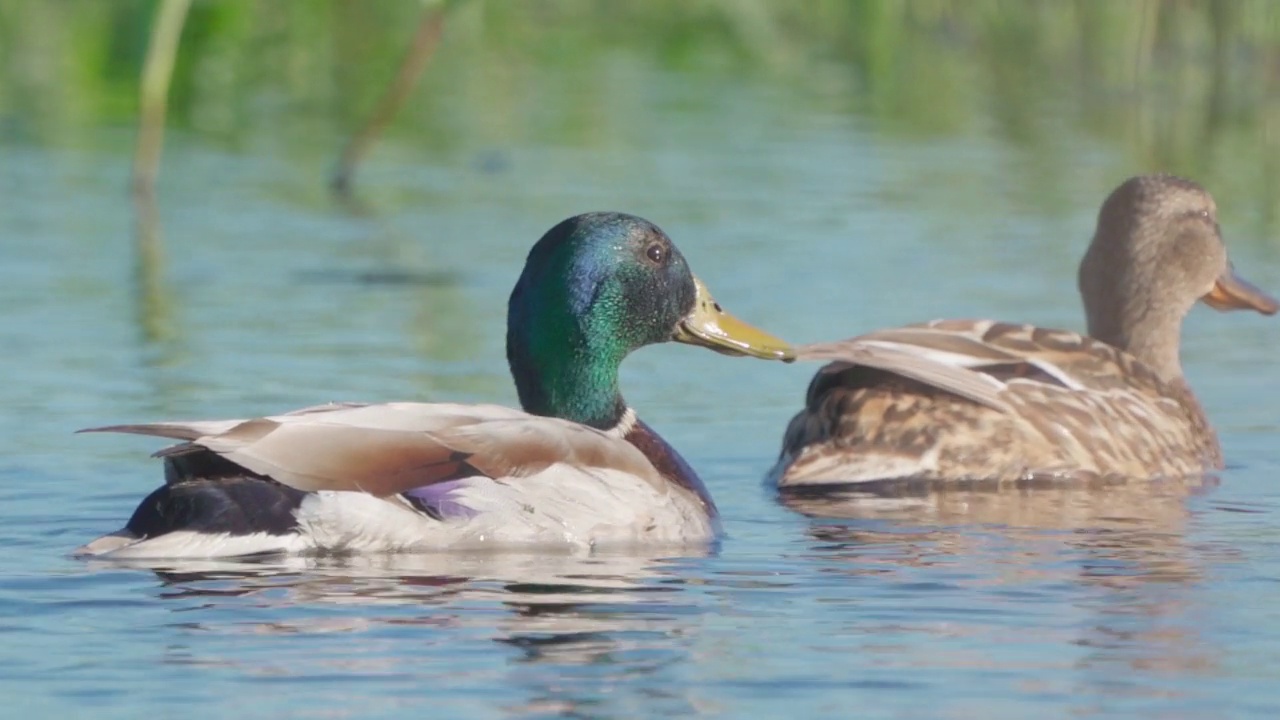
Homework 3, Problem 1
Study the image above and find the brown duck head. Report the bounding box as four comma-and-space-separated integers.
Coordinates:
1078, 174, 1277, 381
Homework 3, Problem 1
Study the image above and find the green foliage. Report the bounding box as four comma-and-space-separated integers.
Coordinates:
3, 0, 1280, 221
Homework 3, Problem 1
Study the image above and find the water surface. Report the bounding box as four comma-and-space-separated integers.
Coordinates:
4, 4, 1280, 718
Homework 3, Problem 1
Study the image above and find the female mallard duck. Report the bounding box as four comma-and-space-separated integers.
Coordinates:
771, 174, 1276, 487
79, 212, 794, 558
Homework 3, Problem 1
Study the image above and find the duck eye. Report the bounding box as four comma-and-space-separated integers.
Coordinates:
645, 243, 666, 265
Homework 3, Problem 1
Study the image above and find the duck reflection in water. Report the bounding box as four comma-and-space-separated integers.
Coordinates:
94, 549, 714, 717
781, 475, 1224, 695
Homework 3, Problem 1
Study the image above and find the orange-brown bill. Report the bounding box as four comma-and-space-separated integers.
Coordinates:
1202, 266, 1279, 315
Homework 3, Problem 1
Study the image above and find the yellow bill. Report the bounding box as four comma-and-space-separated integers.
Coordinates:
672, 276, 795, 362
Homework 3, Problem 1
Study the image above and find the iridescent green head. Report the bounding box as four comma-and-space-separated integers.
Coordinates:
506, 212, 793, 429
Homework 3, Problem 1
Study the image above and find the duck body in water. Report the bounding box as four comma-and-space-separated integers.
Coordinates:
772, 174, 1277, 487
81, 213, 794, 558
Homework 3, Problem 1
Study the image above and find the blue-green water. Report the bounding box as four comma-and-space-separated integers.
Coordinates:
6, 7, 1280, 718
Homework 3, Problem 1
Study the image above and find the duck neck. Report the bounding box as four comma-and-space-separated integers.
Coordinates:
1085, 302, 1186, 383
507, 314, 716, 515
1079, 234, 1189, 384
507, 319, 628, 430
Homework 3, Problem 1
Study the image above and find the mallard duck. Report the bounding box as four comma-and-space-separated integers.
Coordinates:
79, 212, 794, 558
771, 174, 1277, 487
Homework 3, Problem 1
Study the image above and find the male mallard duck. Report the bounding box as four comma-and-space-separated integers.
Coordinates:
771, 174, 1276, 487
80, 212, 794, 558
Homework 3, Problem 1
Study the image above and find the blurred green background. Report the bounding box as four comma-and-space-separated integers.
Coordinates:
5, 0, 1280, 223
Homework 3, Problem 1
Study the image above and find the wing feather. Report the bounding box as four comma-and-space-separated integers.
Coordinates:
79, 403, 659, 496
796, 319, 1159, 412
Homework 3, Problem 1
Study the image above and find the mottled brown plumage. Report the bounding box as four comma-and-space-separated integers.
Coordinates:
773, 174, 1277, 486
